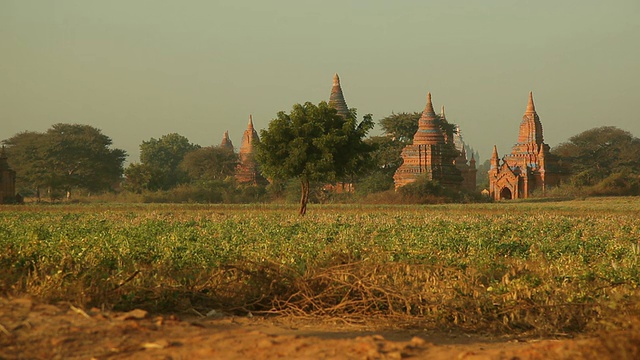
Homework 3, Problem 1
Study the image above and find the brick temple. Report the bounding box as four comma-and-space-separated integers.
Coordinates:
329, 73, 349, 118
488, 92, 563, 199
450, 119, 477, 192
393, 93, 465, 190
234, 115, 267, 185
220, 130, 234, 152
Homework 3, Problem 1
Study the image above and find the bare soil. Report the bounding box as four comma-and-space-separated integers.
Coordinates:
1, 297, 638, 360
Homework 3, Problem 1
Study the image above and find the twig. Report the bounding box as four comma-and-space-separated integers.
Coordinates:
70, 304, 91, 319
113, 270, 141, 291
0, 323, 11, 336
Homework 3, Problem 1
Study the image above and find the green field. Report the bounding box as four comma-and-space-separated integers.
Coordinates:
1, 198, 639, 335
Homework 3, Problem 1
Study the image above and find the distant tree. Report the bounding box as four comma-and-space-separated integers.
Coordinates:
3, 124, 126, 200
378, 112, 421, 144
2, 131, 49, 199
255, 101, 373, 215
552, 126, 640, 189
135, 133, 200, 190
180, 146, 239, 182
122, 163, 163, 193
476, 159, 491, 190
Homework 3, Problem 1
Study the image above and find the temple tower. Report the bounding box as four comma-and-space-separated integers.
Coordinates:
0, 147, 16, 204
328, 73, 349, 118
451, 120, 477, 192
393, 92, 463, 189
488, 92, 563, 199
220, 130, 234, 152
235, 115, 266, 185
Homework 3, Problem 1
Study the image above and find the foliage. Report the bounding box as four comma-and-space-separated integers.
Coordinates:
553, 126, 640, 192
179, 146, 238, 182
1, 199, 640, 336
378, 112, 421, 144
3, 124, 126, 200
255, 101, 373, 215
476, 159, 491, 190
129, 133, 200, 191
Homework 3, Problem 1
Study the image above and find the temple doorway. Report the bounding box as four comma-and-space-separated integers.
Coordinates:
499, 187, 513, 200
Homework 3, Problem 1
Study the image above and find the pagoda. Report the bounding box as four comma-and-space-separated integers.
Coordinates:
235, 115, 267, 185
220, 130, 234, 152
393, 93, 463, 189
0, 147, 16, 204
447, 108, 477, 192
488, 92, 563, 199
328, 73, 349, 118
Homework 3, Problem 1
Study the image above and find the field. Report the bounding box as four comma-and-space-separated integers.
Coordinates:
1, 198, 640, 358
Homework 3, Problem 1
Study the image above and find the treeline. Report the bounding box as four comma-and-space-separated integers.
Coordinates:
3, 111, 640, 204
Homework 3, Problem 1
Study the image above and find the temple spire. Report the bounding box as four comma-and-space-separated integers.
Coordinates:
491, 145, 500, 169
413, 91, 444, 145
220, 130, 234, 151
526, 91, 536, 114
424, 92, 436, 115
440, 105, 446, 119
329, 73, 349, 117
248, 114, 254, 129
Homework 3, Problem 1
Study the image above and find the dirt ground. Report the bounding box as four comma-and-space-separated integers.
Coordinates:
1, 297, 638, 360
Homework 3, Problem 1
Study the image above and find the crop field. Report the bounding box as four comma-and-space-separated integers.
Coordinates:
1, 198, 639, 336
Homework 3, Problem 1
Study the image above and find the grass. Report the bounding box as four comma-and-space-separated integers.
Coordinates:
1, 197, 639, 335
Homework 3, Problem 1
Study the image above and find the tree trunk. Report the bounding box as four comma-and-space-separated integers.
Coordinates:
299, 177, 310, 216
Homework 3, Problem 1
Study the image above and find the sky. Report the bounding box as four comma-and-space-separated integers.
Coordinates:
1, 0, 639, 164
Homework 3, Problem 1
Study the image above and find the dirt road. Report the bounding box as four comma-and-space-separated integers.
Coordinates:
1, 297, 638, 359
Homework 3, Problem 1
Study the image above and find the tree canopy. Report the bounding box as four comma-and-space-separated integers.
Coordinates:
180, 146, 238, 182
552, 126, 640, 193
127, 133, 200, 191
378, 112, 421, 145
3, 124, 126, 200
255, 101, 373, 215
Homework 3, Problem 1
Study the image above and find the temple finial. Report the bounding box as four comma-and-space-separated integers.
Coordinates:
424, 92, 435, 114
440, 105, 446, 119
526, 91, 536, 114
248, 114, 254, 128
333, 73, 340, 86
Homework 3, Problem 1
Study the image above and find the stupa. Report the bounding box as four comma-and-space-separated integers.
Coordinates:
220, 130, 234, 152
393, 93, 463, 189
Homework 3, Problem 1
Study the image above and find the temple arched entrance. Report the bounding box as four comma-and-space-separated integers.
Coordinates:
499, 187, 513, 200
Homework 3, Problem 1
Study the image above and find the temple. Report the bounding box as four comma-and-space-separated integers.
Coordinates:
220, 130, 234, 152
235, 115, 267, 185
449, 110, 477, 192
0, 147, 16, 204
488, 92, 563, 199
328, 73, 349, 118
393, 93, 464, 189
326, 73, 354, 192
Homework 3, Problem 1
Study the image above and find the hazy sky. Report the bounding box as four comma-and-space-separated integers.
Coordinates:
2, 1, 639, 163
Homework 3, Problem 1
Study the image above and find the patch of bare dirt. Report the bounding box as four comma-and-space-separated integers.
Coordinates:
1, 297, 638, 359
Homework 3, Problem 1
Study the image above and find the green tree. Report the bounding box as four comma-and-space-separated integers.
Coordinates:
255, 101, 373, 215
179, 146, 239, 182
135, 133, 200, 190
4, 124, 126, 200
378, 112, 421, 144
553, 126, 640, 190
2, 131, 50, 199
